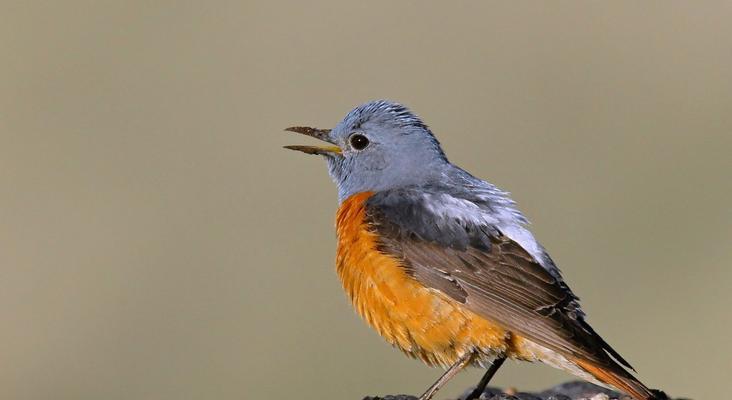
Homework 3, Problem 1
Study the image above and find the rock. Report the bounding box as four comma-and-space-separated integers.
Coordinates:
536, 381, 623, 400
363, 396, 417, 400
362, 381, 682, 400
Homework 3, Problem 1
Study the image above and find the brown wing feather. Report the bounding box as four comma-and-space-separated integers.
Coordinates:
367, 205, 637, 378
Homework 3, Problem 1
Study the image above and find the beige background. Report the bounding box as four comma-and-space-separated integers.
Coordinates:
1, 2, 731, 399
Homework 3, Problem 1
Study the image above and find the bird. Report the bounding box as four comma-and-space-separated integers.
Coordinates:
284, 100, 663, 400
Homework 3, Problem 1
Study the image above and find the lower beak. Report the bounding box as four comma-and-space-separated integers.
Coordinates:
283, 126, 342, 156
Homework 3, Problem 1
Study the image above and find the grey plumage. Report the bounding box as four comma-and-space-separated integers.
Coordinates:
326, 101, 560, 277
326, 101, 448, 202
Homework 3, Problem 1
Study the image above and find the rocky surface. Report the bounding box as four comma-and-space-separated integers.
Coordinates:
362, 381, 681, 400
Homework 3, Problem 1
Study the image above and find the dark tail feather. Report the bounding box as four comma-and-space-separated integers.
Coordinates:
579, 319, 636, 372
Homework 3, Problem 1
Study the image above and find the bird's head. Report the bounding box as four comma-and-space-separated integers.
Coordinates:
285, 100, 449, 201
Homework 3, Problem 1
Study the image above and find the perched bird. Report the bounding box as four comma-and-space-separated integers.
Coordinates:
284, 100, 662, 400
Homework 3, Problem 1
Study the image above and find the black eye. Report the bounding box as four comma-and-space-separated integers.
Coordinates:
349, 134, 369, 150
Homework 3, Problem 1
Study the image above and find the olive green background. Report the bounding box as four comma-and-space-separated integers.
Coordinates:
1, 2, 730, 400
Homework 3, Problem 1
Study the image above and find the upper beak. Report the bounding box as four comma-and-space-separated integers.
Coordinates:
283, 126, 342, 156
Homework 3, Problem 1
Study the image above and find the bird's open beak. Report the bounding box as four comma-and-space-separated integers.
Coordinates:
283, 126, 342, 156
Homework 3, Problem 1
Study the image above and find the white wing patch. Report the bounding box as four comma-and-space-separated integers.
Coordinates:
422, 192, 559, 278
422, 193, 501, 226
498, 224, 549, 265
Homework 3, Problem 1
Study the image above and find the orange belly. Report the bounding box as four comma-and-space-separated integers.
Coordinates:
335, 192, 518, 367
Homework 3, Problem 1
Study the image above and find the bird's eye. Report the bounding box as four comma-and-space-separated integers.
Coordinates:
349, 134, 370, 150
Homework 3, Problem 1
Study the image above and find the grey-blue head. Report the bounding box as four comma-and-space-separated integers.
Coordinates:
285, 100, 450, 201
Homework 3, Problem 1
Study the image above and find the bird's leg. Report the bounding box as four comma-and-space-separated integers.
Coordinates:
464, 356, 506, 400
418, 352, 474, 400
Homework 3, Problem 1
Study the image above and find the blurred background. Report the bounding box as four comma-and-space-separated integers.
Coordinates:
1, 2, 730, 399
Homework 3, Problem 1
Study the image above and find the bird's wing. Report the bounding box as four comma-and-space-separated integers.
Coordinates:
363, 188, 634, 373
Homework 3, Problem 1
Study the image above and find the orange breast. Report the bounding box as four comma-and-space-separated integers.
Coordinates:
335, 192, 512, 367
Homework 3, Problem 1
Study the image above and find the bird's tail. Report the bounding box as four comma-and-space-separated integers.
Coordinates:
573, 358, 662, 400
